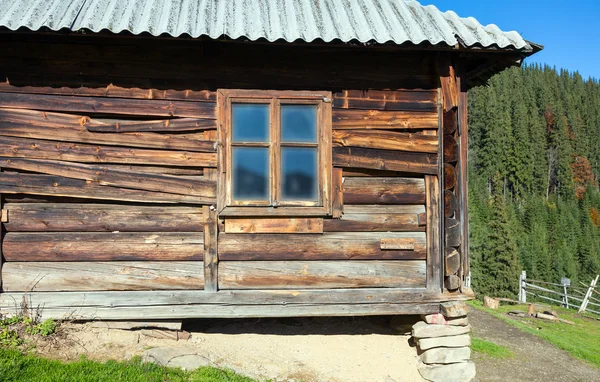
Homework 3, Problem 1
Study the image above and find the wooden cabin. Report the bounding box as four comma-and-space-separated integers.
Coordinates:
0, 0, 539, 320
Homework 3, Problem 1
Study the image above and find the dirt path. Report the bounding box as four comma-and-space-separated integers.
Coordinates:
469, 309, 600, 382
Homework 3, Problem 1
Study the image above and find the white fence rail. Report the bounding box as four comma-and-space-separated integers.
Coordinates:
518, 271, 600, 316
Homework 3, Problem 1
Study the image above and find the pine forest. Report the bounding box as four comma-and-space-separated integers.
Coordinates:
468, 64, 600, 298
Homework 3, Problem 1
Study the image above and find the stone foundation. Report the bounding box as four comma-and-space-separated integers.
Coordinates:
412, 301, 475, 382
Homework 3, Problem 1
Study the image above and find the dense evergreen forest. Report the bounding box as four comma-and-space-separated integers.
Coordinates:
468, 64, 600, 298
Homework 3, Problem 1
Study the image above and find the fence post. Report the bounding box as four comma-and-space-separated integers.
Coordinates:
563, 284, 569, 309
519, 270, 527, 303
579, 275, 599, 313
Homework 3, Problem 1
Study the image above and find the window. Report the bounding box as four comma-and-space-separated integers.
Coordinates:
218, 90, 332, 216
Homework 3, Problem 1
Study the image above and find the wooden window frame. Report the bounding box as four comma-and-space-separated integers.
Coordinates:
217, 90, 333, 217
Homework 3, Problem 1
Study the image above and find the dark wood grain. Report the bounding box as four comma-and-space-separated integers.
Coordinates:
343, 177, 426, 205
333, 147, 438, 175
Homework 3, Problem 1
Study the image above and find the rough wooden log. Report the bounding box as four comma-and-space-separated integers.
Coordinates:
443, 109, 458, 135
333, 147, 438, 175
3, 232, 203, 261
444, 164, 456, 190
224, 218, 324, 234
2, 262, 204, 292
332, 130, 438, 153
343, 177, 426, 205
425, 175, 442, 292
484, 296, 500, 309
443, 134, 458, 163
85, 117, 216, 133
0, 109, 216, 152
218, 232, 426, 261
445, 247, 461, 276
0, 173, 207, 204
218, 261, 426, 289
380, 238, 415, 250
444, 190, 457, 218
0, 136, 217, 167
445, 218, 461, 247
0, 92, 216, 118
445, 274, 461, 292
332, 109, 438, 130
3, 203, 203, 232
0, 157, 216, 198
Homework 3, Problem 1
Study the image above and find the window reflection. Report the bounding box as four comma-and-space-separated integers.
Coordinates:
232, 104, 269, 142
281, 147, 318, 201
232, 147, 269, 201
281, 105, 317, 143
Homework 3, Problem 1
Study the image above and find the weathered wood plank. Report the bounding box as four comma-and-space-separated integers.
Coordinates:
332, 168, 344, 218
332, 130, 438, 153
0, 81, 216, 102
2, 262, 204, 292
3, 203, 203, 232
0, 289, 472, 309
333, 147, 438, 175
380, 238, 415, 250
0, 173, 207, 204
343, 177, 426, 205
0, 136, 216, 167
98, 165, 204, 176
0, 109, 217, 153
439, 57, 459, 111
342, 205, 426, 214
426, 175, 442, 292
203, 205, 218, 293
445, 218, 461, 248
218, 232, 426, 261
332, 109, 438, 129
332, 90, 437, 111
2, 232, 203, 261
443, 110, 458, 135
0, 158, 216, 198
218, 261, 426, 289
5, 302, 440, 320
445, 247, 460, 276
444, 190, 457, 219
225, 218, 324, 234
85, 118, 216, 132
323, 212, 424, 232
0, 92, 216, 118
342, 168, 404, 177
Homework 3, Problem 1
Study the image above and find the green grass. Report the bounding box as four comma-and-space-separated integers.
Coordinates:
0, 347, 257, 382
471, 337, 513, 359
468, 300, 600, 367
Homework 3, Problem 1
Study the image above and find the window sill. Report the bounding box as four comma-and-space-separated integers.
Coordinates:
219, 205, 332, 218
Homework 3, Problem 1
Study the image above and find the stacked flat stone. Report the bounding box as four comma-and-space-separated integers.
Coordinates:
412, 301, 476, 382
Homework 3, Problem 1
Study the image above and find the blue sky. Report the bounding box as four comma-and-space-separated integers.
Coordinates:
427, 1, 600, 81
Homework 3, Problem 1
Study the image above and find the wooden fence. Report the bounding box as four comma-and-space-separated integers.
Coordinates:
518, 271, 600, 316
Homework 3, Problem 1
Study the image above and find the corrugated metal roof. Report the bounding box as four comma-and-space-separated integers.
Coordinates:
0, 0, 532, 51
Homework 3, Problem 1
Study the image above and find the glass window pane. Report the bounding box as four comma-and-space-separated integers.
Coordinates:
281, 105, 317, 143
281, 147, 318, 201
232, 104, 269, 142
232, 147, 269, 201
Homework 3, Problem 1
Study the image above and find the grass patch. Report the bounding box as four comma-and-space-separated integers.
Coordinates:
468, 300, 600, 367
471, 337, 513, 359
0, 347, 257, 382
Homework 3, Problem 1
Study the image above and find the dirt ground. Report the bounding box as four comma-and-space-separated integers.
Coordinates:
469, 309, 600, 382
36, 316, 426, 382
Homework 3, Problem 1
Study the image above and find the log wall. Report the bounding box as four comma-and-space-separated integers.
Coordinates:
0, 34, 470, 318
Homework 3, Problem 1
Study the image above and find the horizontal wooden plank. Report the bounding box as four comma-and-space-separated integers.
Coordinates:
0, 81, 217, 102
0, 158, 216, 198
380, 238, 415, 250
2, 262, 204, 292
332, 109, 438, 130
342, 168, 406, 177
224, 218, 323, 234
342, 205, 426, 214
324, 213, 424, 232
218, 206, 330, 218
333, 90, 437, 111
0, 92, 216, 118
0, 136, 217, 167
0, 109, 216, 153
0, 173, 208, 204
218, 232, 426, 261
2, 302, 440, 320
85, 117, 216, 133
218, 261, 426, 289
3, 203, 203, 232
343, 177, 426, 205
3, 232, 203, 261
98, 165, 204, 176
333, 147, 438, 175
333, 130, 438, 153
0, 289, 472, 309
